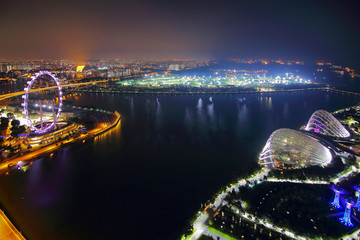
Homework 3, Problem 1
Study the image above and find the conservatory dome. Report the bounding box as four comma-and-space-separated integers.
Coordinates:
259, 128, 332, 170
305, 110, 350, 138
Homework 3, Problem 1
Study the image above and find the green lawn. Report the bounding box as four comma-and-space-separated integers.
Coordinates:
207, 226, 238, 240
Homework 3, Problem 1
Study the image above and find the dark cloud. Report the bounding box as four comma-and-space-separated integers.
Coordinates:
0, 0, 360, 66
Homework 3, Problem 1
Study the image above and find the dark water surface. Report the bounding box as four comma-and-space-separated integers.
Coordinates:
0, 91, 360, 240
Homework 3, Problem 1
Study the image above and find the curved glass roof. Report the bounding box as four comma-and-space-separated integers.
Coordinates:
259, 128, 332, 169
305, 110, 350, 138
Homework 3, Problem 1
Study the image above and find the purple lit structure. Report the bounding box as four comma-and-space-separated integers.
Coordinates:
331, 186, 343, 209
22, 71, 63, 134
305, 110, 350, 138
340, 197, 355, 227
354, 186, 360, 210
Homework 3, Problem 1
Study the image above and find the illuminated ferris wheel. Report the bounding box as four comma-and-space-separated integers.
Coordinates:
22, 71, 63, 134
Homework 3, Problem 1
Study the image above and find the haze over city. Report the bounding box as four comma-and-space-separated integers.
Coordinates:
1, 0, 360, 66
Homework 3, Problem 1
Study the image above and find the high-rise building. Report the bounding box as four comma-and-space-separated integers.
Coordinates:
0, 64, 7, 72
6, 65, 12, 72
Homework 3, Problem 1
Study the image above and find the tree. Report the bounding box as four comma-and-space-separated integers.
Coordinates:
11, 119, 20, 128
6, 112, 14, 119
10, 129, 18, 137
0, 117, 9, 130
10, 120, 25, 137
18, 125, 26, 133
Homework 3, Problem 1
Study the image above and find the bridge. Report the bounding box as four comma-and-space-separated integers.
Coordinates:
0, 79, 111, 101
330, 88, 360, 96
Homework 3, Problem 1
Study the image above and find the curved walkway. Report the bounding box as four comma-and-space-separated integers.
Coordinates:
0, 210, 25, 240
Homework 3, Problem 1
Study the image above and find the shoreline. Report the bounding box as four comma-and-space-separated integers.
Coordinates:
0, 209, 25, 240
185, 105, 360, 240
0, 111, 121, 175
1, 88, 359, 240
73, 86, 333, 95
0, 111, 121, 239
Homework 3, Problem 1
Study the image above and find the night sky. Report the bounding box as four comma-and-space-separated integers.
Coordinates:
1, 0, 360, 65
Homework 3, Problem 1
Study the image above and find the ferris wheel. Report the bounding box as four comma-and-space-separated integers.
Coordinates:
22, 71, 63, 134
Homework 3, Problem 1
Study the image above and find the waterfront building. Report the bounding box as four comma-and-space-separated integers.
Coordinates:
24, 121, 81, 147
0, 64, 7, 72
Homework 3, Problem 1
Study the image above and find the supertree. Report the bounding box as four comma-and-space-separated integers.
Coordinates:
340, 197, 355, 227
331, 186, 344, 209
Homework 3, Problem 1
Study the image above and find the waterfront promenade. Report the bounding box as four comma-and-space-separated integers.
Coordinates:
0, 210, 25, 240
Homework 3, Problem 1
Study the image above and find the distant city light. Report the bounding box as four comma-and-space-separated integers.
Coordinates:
76, 65, 85, 72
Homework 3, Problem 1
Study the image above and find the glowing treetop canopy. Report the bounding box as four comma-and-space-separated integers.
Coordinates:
305, 110, 350, 138
259, 128, 332, 170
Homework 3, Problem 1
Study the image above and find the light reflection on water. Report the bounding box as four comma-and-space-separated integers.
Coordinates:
129, 96, 135, 119
94, 120, 122, 146
268, 96, 272, 110
26, 147, 72, 207
237, 101, 248, 125
207, 98, 216, 132
155, 98, 162, 131
1, 91, 360, 240
283, 102, 289, 119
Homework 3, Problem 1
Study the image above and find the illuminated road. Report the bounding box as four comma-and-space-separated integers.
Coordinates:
202, 229, 230, 240
0, 79, 110, 101
189, 213, 207, 240
0, 210, 25, 240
